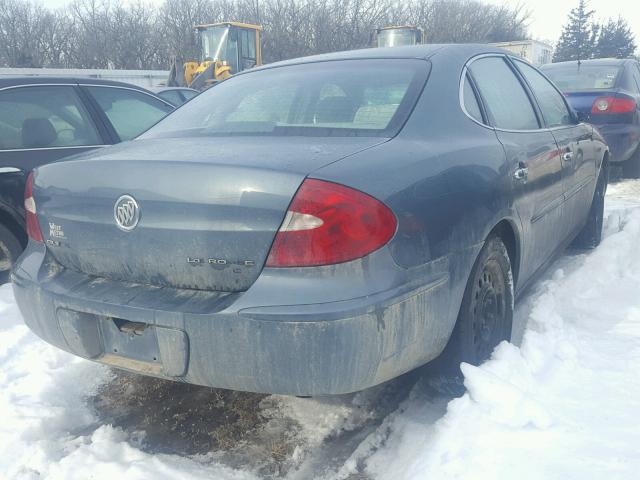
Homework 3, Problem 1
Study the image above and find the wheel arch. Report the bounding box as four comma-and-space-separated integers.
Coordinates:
488, 218, 521, 289
0, 204, 27, 248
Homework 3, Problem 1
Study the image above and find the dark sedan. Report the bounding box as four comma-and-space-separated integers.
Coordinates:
0, 77, 174, 283
541, 59, 640, 177
12, 45, 608, 395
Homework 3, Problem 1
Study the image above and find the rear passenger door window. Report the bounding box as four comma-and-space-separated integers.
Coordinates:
0, 86, 101, 150
462, 75, 483, 123
514, 60, 574, 128
469, 57, 539, 130
86, 87, 173, 141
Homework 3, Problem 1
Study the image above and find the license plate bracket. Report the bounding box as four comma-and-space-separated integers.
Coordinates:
56, 308, 189, 377
102, 317, 161, 364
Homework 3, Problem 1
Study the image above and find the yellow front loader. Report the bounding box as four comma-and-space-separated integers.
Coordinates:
168, 22, 262, 90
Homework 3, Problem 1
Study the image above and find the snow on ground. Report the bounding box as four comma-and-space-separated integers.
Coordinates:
0, 289, 259, 479
347, 180, 640, 480
2, 181, 640, 479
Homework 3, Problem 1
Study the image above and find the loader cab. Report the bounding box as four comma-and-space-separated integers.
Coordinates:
373, 26, 424, 48
196, 22, 262, 75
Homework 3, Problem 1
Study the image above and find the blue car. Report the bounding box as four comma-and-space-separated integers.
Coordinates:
541, 59, 640, 177
12, 45, 608, 396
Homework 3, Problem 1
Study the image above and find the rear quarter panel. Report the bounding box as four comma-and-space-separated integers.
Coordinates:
313, 52, 518, 331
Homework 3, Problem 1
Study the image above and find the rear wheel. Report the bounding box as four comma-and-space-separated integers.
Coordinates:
622, 148, 640, 179
572, 165, 608, 249
429, 235, 514, 393
0, 223, 22, 284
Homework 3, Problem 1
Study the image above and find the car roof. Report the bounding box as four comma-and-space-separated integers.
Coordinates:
0, 76, 154, 92
541, 58, 634, 69
245, 44, 509, 74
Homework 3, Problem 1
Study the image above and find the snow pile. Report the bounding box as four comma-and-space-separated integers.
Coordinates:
358, 188, 640, 479
0, 285, 258, 480
269, 388, 382, 448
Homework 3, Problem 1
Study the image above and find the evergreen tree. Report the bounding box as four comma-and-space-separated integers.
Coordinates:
595, 17, 636, 58
553, 0, 598, 62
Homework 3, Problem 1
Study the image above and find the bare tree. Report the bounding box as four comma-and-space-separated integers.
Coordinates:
0, 0, 56, 67
0, 0, 530, 69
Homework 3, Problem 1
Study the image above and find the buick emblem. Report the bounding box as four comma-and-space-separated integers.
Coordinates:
114, 195, 140, 231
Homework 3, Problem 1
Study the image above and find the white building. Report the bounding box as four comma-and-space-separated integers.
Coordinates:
0, 68, 169, 88
488, 40, 554, 66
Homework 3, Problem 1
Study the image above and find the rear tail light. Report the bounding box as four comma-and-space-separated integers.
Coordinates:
591, 96, 636, 114
24, 172, 43, 243
266, 179, 397, 267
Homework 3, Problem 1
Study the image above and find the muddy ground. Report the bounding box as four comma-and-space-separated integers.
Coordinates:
90, 368, 449, 479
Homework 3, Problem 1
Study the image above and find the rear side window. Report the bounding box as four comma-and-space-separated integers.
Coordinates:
87, 87, 173, 141
0, 86, 100, 150
158, 89, 184, 106
515, 60, 573, 128
462, 75, 483, 123
182, 90, 198, 101
469, 57, 539, 130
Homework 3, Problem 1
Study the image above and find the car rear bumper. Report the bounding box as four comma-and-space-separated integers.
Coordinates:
12, 244, 460, 395
596, 124, 640, 162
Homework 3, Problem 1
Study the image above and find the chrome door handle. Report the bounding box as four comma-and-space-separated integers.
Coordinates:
513, 166, 529, 181
562, 151, 574, 162
0, 167, 22, 174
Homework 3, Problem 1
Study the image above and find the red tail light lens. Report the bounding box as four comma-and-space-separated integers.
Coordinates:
591, 96, 636, 114
24, 172, 43, 243
266, 179, 397, 267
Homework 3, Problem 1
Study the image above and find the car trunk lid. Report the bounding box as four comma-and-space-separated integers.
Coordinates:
34, 136, 386, 292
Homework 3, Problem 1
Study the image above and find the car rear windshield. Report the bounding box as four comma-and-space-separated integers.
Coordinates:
542, 65, 621, 91
140, 59, 429, 138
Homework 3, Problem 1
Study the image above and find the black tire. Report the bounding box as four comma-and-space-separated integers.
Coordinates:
427, 235, 514, 394
572, 166, 608, 249
622, 148, 640, 179
0, 223, 23, 284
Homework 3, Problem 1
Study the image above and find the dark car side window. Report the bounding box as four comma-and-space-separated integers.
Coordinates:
182, 90, 198, 101
87, 87, 173, 141
515, 60, 573, 128
462, 75, 483, 123
158, 89, 184, 106
0, 86, 101, 150
469, 57, 539, 131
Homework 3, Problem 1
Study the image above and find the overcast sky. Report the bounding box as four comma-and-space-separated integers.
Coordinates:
40, 0, 640, 46
485, 0, 640, 44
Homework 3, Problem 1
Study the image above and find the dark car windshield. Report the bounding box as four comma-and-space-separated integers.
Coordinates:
542, 64, 621, 91
140, 59, 429, 138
